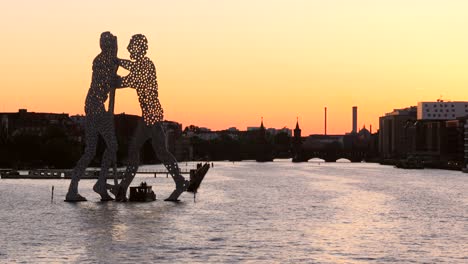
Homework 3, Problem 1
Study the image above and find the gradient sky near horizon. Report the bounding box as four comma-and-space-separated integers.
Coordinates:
1, 0, 468, 135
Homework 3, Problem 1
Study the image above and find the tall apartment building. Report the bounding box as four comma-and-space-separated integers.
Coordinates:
379, 106, 417, 159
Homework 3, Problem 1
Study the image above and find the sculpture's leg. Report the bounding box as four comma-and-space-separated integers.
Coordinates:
93, 116, 117, 201
65, 120, 98, 202
113, 121, 148, 202
151, 123, 188, 201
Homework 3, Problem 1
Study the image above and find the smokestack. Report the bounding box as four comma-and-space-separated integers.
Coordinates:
352, 106, 357, 133
324, 107, 327, 135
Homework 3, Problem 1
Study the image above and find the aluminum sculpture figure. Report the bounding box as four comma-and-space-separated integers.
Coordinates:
65, 32, 119, 202
111, 34, 189, 202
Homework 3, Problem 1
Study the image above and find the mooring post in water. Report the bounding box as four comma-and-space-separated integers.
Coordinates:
51, 185, 54, 202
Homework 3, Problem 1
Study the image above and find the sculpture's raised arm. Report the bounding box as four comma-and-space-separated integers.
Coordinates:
118, 58, 134, 71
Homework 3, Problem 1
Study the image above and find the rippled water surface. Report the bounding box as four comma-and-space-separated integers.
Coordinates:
0, 161, 467, 263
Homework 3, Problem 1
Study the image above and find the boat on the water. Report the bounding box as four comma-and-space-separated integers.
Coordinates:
129, 182, 156, 202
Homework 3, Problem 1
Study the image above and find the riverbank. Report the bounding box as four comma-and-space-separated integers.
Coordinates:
0, 169, 125, 179
379, 158, 464, 171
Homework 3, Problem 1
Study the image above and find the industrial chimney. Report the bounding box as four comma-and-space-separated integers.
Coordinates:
324, 107, 327, 135
352, 106, 357, 133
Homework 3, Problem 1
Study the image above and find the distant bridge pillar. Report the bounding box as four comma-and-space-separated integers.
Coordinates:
464, 123, 468, 169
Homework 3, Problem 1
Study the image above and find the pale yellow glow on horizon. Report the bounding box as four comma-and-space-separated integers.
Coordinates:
1, 0, 468, 135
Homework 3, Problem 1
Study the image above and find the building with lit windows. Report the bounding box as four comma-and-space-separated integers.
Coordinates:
417, 101, 468, 120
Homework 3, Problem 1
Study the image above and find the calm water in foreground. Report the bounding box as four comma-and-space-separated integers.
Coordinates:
0, 161, 467, 263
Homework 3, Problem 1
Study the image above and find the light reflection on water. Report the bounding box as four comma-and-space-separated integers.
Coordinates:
0, 162, 467, 263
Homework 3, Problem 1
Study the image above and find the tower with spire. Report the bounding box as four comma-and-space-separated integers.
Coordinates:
294, 117, 301, 139
260, 116, 265, 132
292, 117, 305, 162
255, 117, 273, 162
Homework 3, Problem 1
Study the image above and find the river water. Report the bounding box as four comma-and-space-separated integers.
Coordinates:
0, 161, 467, 263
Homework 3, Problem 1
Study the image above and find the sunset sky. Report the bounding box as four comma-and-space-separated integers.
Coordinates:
1, 0, 468, 135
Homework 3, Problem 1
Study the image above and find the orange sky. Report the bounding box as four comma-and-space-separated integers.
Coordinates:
1, 0, 468, 135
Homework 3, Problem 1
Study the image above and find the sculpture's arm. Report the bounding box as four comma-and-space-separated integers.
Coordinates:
118, 75, 135, 89
115, 58, 136, 89
118, 59, 134, 71
113, 75, 127, 89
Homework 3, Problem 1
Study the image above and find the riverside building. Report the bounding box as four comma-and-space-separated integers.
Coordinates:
417, 101, 468, 120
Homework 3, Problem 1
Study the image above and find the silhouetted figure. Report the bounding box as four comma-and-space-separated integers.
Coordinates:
113, 34, 188, 202
65, 32, 119, 202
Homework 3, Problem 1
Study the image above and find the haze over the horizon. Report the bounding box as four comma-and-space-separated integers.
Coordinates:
1, 0, 467, 135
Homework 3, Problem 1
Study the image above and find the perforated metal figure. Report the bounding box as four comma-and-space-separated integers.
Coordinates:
65, 32, 119, 202
112, 34, 188, 201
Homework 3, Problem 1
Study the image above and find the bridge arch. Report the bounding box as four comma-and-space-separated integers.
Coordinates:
298, 150, 366, 162
307, 157, 325, 163
336, 158, 351, 163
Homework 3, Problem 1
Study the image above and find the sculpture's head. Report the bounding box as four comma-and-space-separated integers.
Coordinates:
128, 34, 148, 60
100, 31, 117, 56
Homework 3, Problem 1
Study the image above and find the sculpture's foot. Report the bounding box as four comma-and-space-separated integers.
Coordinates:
164, 198, 180, 202
165, 180, 189, 202
108, 184, 118, 196
65, 192, 87, 202
100, 196, 114, 202
115, 195, 128, 202
114, 186, 128, 202
164, 188, 185, 202
93, 183, 114, 202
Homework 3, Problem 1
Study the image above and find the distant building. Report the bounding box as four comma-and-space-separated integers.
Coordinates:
70, 114, 86, 130
247, 126, 260, 131
379, 106, 417, 159
247, 126, 292, 136
417, 101, 468, 120
174, 136, 193, 161
270, 127, 292, 136
358, 125, 371, 139
303, 135, 344, 150
398, 117, 466, 167
186, 131, 220, 141
0, 109, 79, 139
